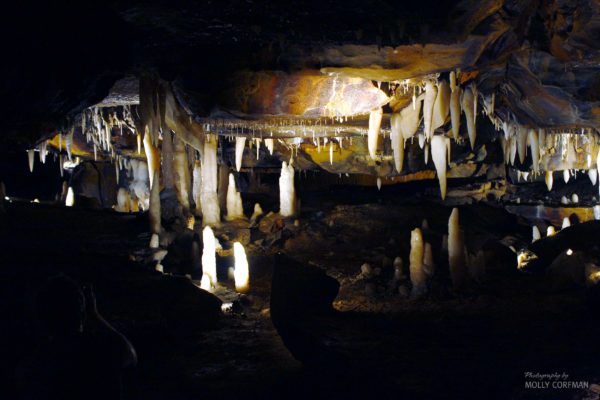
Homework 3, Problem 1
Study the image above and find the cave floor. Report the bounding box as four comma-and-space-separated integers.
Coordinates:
1, 195, 600, 400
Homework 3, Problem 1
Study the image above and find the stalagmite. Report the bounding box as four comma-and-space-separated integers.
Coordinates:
449, 71, 461, 140
250, 203, 263, 223
27, 149, 35, 173
226, 173, 244, 220
547, 226, 556, 237
423, 242, 435, 277
143, 130, 160, 189
461, 86, 476, 149
562, 217, 571, 229
201, 136, 221, 226
149, 171, 161, 234
423, 81, 438, 141
235, 137, 246, 172
409, 228, 426, 297
528, 129, 539, 174
532, 226, 541, 242
265, 138, 274, 155
571, 193, 579, 203
563, 169, 570, 184
65, 187, 74, 207
279, 160, 296, 217
367, 107, 383, 159
393, 257, 403, 280
390, 113, 404, 172
192, 160, 202, 216
400, 94, 423, 139
589, 169, 598, 185
448, 208, 466, 290
432, 80, 450, 131
431, 135, 448, 199
561, 196, 569, 205
201, 226, 217, 289
545, 171, 553, 191
173, 137, 191, 212
516, 126, 527, 165
233, 242, 250, 293
149, 233, 159, 249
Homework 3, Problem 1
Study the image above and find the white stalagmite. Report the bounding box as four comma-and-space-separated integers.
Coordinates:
27, 149, 35, 173
226, 173, 244, 220
233, 242, 250, 293
563, 169, 570, 184
390, 113, 404, 172
201, 136, 221, 226
174, 137, 191, 212
143, 130, 160, 189
571, 193, 579, 203
461, 86, 476, 149
368, 108, 383, 159
431, 135, 448, 199
409, 228, 427, 297
516, 126, 528, 165
201, 226, 217, 289
562, 217, 571, 229
589, 168, 598, 185
149, 233, 159, 249
235, 137, 246, 172
423, 81, 438, 141
250, 202, 263, 223
547, 226, 556, 237
423, 242, 435, 277
116, 188, 131, 212
192, 160, 202, 216
432, 80, 450, 131
448, 208, 466, 290
279, 160, 296, 217
149, 171, 161, 234
528, 129, 540, 174
545, 171, 553, 191
65, 187, 74, 207
400, 94, 424, 139
265, 138, 274, 155
449, 71, 461, 140
532, 226, 541, 242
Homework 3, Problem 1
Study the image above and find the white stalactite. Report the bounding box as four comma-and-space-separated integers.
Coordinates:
376, 177, 382, 191
143, 130, 160, 189
116, 188, 131, 213
201, 136, 221, 226
368, 108, 383, 159
233, 242, 250, 293
201, 226, 217, 290
39, 141, 47, 164
431, 135, 448, 200
461, 87, 476, 150
509, 135, 517, 166
589, 168, 598, 185
235, 137, 246, 172
226, 173, 244, 220
423, 81, 438, 141
448, 208, 466, 290
265, 138, 274, 155
66, 130, 74, 161
517, 126, 527, 165
400, 94, 423, 139
528, 129, 540, 174
65, 187, 74, 207
390, 113, 404, 173
545, 171, 553, 191
409, 228, 427, 297
27, 149, 35, 173
432, 80, 450, 131
279, 160, 296, 217
449, 71, 461, 140
563, 169, 570, 184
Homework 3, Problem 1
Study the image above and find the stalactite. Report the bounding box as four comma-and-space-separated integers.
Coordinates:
376, 177, 382, 191
201, 135, 221, 226
532, 226, 541, 242
279, 160, 296, 217
39, 141, 47, 164
516, 126, 527, 165
65, 187, 74, 207
448, 208, 466, 290
423, 242, 435, 277
161, 130, 175, 190
509, 135, 517, 166
233, 242, 250, 293
431, 135, 448, 200
423, 80, 437, 141
149, 170, 161, 235
589, 168, 597, 185
59, 154, 64, 177
143, 129, 160, 189
201, 226, 217, 290
116, 188, 131, 213
27, 149, 35, 173
66, 129, 74, 161
545, 171, 553, 191
192, 160, 202, 216
265, 138, 274, 155
173, 136, 191, 212
461, 87, 476, 150
400, 94, 423, 139
409, 228, 426, 298
563, 169, 570, 184
547, 226, 556, 237
226, 173, 244, 220
368, 107, 383, 159
449, 71, 461, 140
528, 129, 539, 174
235, 137, 246, 172
432, 80, 450, 132
390, 113, 404, 173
